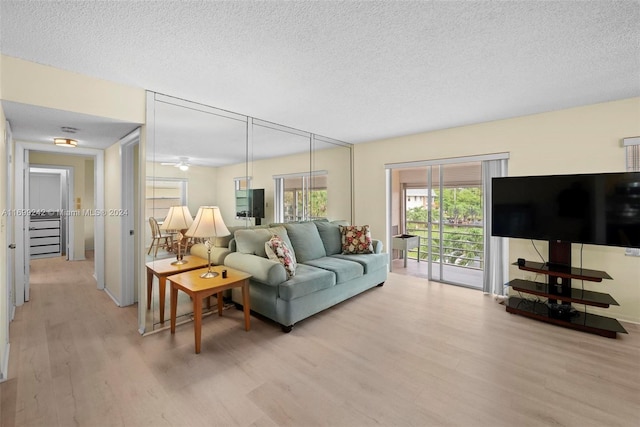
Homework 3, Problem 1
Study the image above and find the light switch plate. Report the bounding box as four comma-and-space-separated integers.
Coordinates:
625, 248, 640, 257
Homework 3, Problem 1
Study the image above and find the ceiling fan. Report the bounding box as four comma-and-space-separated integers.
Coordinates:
161, 157, 191, 171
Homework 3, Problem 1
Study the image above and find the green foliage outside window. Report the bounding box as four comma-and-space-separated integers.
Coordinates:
405, 187, 483, 268
284, 188, 327, 221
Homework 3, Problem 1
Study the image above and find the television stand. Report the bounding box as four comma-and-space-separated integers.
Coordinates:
507, 241, 627, 338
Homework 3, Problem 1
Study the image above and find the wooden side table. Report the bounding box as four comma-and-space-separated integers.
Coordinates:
145, 255, 209, 323
169, 265, 252, 354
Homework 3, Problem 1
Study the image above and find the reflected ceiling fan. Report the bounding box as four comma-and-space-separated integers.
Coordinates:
161, 157, 191, 171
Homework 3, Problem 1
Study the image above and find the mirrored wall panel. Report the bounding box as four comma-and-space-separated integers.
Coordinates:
143, 92, 353, 333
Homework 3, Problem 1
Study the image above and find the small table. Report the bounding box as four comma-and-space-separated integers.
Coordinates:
169, 266, 252, 354
392, 234, 421, 268
145, 255, 209, 324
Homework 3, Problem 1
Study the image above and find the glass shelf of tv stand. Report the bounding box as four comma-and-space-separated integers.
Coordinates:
513, 260, 612, 282
508, 279, 619, 308
506, 297, 627, 338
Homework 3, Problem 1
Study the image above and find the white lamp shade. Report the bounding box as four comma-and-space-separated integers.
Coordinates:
185, 206, 230, 238
160, 206, 194, 231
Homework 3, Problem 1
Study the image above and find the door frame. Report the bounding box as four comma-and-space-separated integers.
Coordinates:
13, 141, 105, 305
385, 153, 509, 288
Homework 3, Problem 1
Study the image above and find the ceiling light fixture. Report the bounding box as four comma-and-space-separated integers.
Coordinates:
53, 137, 78, 148
161, 157, 191, 171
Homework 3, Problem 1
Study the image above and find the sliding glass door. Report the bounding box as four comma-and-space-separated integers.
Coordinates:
387, 153, 509, 293
428, 163, 483, 287
395, 161, 484, 289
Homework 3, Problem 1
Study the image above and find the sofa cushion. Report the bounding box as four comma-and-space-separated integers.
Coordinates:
304, 257, 364, 284
265, 235, 297, 278
278, 264, 336, 301
314, 221, 343, 255
284, 222, 326, 262
331, 253, 388, 274
214, 225, 242, 248
235, 226, 292, 258
339, 225, 374, 254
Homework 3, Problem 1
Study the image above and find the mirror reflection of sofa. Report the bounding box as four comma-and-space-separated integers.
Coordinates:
191, 220, 388, 332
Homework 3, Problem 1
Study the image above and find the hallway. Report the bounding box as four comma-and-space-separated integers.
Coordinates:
0, 254, 138, 426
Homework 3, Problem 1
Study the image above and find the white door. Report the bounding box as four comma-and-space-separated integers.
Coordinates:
120, 129, 140, 306
13, 148, 30, 304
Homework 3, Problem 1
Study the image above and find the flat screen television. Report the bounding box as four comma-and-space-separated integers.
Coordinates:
491, 172, 640, 248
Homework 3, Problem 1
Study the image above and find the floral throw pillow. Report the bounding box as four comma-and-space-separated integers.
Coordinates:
265, 235, 297, 278
339, 225, 374, 254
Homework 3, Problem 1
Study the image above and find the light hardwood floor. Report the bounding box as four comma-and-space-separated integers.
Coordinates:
1, 255, 639, 426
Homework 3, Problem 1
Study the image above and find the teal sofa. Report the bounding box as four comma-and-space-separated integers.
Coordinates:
221, 221, 388, 332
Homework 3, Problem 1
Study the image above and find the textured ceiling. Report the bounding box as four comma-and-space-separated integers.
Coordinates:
1, 0, 639, 148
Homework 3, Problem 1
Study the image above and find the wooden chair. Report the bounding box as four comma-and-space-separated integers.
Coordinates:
148, 217, 172, 256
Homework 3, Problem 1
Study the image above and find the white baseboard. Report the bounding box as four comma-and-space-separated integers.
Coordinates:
0, 342, 10, 383
103, 288, 122, 307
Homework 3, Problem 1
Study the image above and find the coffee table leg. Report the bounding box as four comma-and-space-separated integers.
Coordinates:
146, 269, 153, 309
217, 292, 223, 316
159, 277, 166, 323
242, 281, 250, 331
170, 284, 178, 334
194, 294, 202, 354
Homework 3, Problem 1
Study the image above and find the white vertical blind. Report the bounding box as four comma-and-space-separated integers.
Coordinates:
482, 158, 509, 295
623, 138, 639, 257
624, 137, 640, 172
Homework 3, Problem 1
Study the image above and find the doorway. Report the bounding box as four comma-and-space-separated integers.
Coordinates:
13, 142, 105, 306
390, 161, 484, 288
28, 167, 71, 260
386, 154, 509, 291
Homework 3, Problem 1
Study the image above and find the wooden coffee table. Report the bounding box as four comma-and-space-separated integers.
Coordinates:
145, 255, 209, 323
169, 265, 252, 354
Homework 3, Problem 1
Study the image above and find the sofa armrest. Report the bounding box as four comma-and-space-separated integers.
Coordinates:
224, 252, 287, 286
191, 243, 231, 265
372, 239, 383, 254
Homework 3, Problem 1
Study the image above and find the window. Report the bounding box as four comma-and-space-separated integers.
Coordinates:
234, 176, 251, 192
146, 178, 187, 221
274, 171, 328, 223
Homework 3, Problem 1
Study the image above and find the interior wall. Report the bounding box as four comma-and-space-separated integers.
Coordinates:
354, 97, 640, 323
104, 143, 122, 303
0, 55, 145, 122
29, 152, 87, 260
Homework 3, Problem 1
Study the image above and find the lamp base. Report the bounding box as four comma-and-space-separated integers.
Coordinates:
200, 270, 219, 279
171, 259, 188, 266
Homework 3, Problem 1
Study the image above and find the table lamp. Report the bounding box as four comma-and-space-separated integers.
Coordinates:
185, 206, 230, 278
160, 206, 193, 265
